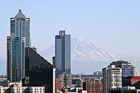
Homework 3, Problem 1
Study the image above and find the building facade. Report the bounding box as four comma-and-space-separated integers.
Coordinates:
56, 78, 62, 92
58, 73, 72, 88
23, 47, 53, 93
55, 31, 71, 75
0, 82, 45, 93
7, 10, 30, 82
122, 76, 140, 89
55, 31, 72, 87
110, 60, 137, 78
72, 79, 82, 87
83, 80, 103, 93
110, 86, 140, 93
102, 65, 122, 93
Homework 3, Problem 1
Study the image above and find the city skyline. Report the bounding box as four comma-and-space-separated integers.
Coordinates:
1, 0, 140, 75
1, 0, 140, 61
1, 1, 140, 93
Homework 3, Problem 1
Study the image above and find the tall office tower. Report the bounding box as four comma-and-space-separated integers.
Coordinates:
110, 60, 137, 78
55, 31, 72, 87
102, 65, 122, 93
55, 31, 71, 75
7, 10, 30, 82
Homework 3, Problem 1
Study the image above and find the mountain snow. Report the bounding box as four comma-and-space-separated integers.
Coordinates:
0, 36, 139, 75
39, 36, 120, 62
39, 36, 140, 74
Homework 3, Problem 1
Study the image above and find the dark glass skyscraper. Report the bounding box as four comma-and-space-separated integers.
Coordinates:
23, 47, 53, 93
55, 31, 72, 87
7, 10, 30, 82
55, 31, 71, 75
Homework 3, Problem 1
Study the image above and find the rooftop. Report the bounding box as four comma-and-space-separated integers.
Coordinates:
125, 76, 140, 80
15, 9, 26, 19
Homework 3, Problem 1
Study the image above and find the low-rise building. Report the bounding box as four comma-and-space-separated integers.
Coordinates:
83, 79, 103, 93
0, 78, 8, 87
56, 87, 87, 93
110, 86, 140, 93
0, 81, 45, 93
0, 86, 45, 93
56, 78, 62, 91
57, 73, 72, 88
123, 76, 140, 89
72, 79, 82, 87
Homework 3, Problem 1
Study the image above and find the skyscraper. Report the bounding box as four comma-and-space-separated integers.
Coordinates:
55, 31, 72, 87
24, 47, 53, 93
55, 31, 71, 75
102, 65, 122, 93
7, 10, 30, 82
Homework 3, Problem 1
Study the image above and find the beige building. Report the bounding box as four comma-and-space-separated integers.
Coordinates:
0, 81, 45, 93
102, 65, 122, 93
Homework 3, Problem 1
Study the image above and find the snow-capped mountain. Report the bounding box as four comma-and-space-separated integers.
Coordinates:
39, 36, 140, 74
1, 37, 139, 75
39, 36, 120, 62
71, 36, 117, 62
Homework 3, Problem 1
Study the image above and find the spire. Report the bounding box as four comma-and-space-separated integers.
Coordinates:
15, 9, 26, 18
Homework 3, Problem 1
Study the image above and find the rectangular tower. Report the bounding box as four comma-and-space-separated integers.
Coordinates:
102, 65, 122, 93
7, 10, 30, 82
55, 31, 72, 87
55, 31, 71, 75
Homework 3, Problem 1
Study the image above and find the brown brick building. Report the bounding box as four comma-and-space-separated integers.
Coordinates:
56, 78, 62, 91
83, 80, 103, 93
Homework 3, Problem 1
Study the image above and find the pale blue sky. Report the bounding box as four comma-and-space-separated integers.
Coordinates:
0, 0, 140, 61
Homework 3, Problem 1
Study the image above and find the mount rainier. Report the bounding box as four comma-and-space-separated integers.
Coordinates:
39, 36, 139, 74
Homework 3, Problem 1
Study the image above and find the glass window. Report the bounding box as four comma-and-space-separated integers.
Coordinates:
23, 21, 25, 24
26, 22, 29, 25
11, 21, 15, 25
22, 26, 25, 37
12, 33, 15, 37
16, 21, 18, 24
11, 26, 15, 33
16, 26, 18, 37
26, 26, 29, 33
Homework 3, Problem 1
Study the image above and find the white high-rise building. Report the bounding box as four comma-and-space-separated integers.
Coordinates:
102, 65, 122, 93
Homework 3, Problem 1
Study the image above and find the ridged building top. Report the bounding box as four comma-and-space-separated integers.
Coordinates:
15, 9, 26, 18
